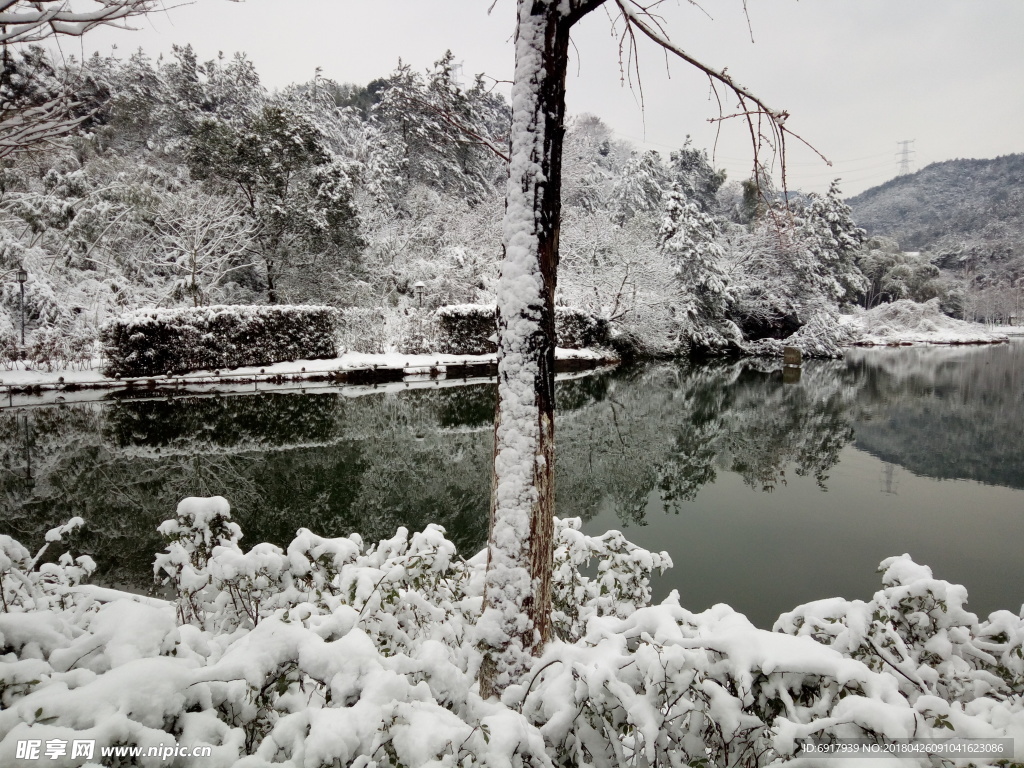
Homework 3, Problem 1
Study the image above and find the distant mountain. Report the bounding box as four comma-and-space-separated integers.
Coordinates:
847, 154, 1024, 263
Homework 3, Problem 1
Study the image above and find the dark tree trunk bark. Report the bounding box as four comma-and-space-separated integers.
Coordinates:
265, 258, 278, 305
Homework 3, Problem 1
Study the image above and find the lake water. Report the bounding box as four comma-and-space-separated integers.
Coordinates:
2, 342, 1022, 628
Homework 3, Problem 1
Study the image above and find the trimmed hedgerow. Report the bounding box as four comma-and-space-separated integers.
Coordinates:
101, 304, 338, 378
555, 306, 610, 349
435, 304, 497, 355
435, 304, 609, 355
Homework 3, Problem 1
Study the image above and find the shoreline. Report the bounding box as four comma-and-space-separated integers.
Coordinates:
3, 327, 1018, 406
0, 347, 619, 407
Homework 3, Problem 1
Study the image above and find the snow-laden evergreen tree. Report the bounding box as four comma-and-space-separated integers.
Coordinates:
659, 183, 736, 350
668, 137, 727, 212
99, 48, 165, 149
794, 179, 868, 306
856, 237, 945, 308
561, 115, 623, 214
369, 52, 508, 205
0, 0, 154, 158
608, 149, 667, 223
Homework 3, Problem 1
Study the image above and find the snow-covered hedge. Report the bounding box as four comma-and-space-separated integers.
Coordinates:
435, 304, 609, 355
2, 499, 1022, 767
100, 305, 338, 377
554, 306, 610, 350
435, 304, 497, 355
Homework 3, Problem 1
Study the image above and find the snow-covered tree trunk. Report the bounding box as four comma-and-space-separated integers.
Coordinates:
478, 0, 603, 699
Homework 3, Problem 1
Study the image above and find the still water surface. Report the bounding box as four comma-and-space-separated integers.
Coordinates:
2, 343, 1022, 627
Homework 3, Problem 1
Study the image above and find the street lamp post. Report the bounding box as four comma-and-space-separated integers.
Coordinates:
16, 266, 27, 346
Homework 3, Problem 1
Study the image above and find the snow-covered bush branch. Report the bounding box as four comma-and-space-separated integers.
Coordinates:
1, 500, 1021, 766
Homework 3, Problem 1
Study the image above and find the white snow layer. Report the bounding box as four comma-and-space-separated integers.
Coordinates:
845, 299, 1010, 346
479, 2, 562, 691
3, 503, 1023, 767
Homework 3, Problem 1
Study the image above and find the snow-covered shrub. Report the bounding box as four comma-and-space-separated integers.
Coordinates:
554, 307, 610, 350
0, 517, 94, 614
383, 309, 438, 355
2, 500, 1023, 767
743, 307, 861, 359
336, 307, 388, 354
153, 496, 243, 627
100, 304, 338, 377
436, 304, 607, 355
435, 304, 497, 355
19, 324, 97, 371
65, 326, 96, 370
851, 297, 1008, 345
25, 326, 62, 372
0, 332, 19, 370
551, 519, 671, 641
337, 307, 438, 355
777, 551, 1024, 708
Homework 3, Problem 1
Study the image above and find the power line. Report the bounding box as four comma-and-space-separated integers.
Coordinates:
606, 128, 905, 169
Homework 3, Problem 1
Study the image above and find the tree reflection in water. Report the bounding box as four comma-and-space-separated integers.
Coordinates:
1, 342, 1021, 594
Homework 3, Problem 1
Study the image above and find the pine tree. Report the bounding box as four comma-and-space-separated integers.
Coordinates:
609, 149, 667, 222
659, 184, 731, 347
668, 137, 727, 212
795, 180, 868, 305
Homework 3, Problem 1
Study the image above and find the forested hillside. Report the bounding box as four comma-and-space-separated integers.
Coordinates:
847, 155, 1024, 322
1, 45, 871, 358
848, 154, 1024, 254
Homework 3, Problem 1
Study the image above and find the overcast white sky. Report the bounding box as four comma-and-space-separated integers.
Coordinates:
73, 0, 1024, 196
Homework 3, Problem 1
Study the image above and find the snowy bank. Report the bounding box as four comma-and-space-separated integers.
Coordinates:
0, 347, 617, 404
1, 501, 1022, 767
843, 299, 1010, 347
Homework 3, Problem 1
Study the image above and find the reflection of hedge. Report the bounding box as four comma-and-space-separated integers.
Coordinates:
435, 304, 608, 355
102, 393, 341, 449
101, 305, 338, 377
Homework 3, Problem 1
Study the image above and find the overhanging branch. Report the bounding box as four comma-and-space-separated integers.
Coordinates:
0, 0, 159, 45
612, 0, 831, 203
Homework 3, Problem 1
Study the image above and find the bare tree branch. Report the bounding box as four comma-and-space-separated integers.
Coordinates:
611, 0, 831, 208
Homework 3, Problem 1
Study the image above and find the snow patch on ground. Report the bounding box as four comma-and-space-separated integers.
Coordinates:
843, 299, 1010, 346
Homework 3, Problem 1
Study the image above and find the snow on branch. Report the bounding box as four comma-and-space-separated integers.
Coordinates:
0, 98, 84, 159
611, 0, 830, 197
393, 91, 511, 164
0, 0, 160, 44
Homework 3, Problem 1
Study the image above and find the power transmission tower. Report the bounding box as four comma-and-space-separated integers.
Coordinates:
895, 140, 915, 175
